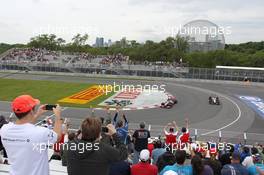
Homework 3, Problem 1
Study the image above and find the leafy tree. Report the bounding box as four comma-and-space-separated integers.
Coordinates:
0, 33, 255, 68
174, 34, 189, 53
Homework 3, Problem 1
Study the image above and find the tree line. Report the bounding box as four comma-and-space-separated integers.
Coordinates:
0, 34, 263, 68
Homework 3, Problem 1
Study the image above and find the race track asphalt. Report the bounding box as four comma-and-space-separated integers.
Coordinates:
0, 72, 263, 144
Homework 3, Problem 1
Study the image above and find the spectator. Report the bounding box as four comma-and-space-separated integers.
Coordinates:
126, 130, 134, 154
156, 151, 176, 173
113, 110, 129, 144
67, 117, 127, 175
131, 149, 158, 175
242, 148, 255, 168
100, 111, 115, 145
191, 155, 214, 175
241, 146, 251, 162
178, 118, 190, 144
244, 147, 264, 175
104, 106, 112, 125
148, 139, 155, 159
203, 149, 222, 175
132, 122, 151, 164
152, 140, 166, 164
221, 151, 249, 175
219, 144, 234, 167
164, 121, 178, 148
60, 132, 76, 166
256, 144, 264, 163
53, 118, 68, 154
160, 150, 193, 175
0, 95, 62, 175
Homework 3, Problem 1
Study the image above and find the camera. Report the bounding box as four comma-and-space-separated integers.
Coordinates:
101, 126, 108, 133
44, 104, 57, 110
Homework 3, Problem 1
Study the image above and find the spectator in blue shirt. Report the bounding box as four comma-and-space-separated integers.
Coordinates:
160, 150, 193, 175
156, 151, 176, 173
113, 110, 129, 144
221, 151, 249, 175
152, 140, 166, 164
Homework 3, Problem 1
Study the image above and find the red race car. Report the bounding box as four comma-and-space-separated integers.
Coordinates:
160, 96, 178, 109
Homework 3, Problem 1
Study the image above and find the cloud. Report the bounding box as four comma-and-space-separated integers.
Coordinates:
0, 0, 263, 44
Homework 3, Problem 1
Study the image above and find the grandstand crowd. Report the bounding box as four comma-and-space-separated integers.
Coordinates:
0, 48, 185, 70
1, 95, 264, 175
0, 48, 128, 66
1, 48, 60, 64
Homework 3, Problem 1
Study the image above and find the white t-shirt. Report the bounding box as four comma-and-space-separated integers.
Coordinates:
242, 156, 254, 168
0, 123, 58, 175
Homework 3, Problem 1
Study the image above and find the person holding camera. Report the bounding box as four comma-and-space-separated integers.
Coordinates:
0, 95, 62, 175
67, 117, 128, 175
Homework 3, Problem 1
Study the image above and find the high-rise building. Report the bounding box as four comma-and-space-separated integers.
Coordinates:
120, 37, 127, 48
95, 37, 104, 47
108, 39, 112, 46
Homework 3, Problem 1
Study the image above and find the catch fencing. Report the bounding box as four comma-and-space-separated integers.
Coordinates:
0, 63, 263, 82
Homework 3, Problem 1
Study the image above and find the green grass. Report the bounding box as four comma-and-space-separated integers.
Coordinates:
0, 78, 113, 108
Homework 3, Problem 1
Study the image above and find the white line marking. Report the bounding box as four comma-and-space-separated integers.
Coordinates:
166, 82, 242, 136
201, 95, 241, 136
148, 124, 151, 131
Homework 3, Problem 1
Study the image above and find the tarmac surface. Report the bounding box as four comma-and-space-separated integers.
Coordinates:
0, 72, 263, 144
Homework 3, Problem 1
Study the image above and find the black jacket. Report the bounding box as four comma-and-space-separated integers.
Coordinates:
67, 133, 127, 175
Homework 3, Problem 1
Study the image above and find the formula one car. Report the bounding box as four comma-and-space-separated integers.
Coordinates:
160, 96, 178, 109
168, 96, 178, 104
209, 96, 220, 105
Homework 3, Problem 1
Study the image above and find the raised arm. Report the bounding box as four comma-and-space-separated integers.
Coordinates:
172, 121, 179, 132
63, 118, 69, 135
164, 123, 170, 134
32, 104, 48, 124
185, 118, 189, 130
122, 114, 128, 129
113, 109, 119, 126
52, 104, 63, 142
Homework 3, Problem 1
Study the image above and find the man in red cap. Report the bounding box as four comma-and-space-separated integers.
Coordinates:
0, 95, 62, 175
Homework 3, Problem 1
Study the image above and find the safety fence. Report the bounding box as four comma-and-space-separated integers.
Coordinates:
0, 63, 263, 82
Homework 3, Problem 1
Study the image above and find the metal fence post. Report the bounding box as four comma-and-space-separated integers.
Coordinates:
244, 133, 247, 145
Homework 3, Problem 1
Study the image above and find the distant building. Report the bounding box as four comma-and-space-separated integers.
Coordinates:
187, 35, 224, 52
179, 19, 225, 52
107, 39, 112, 46
93, 38, 113, 47
120, 37, 127, 48
95, 37, 104, 47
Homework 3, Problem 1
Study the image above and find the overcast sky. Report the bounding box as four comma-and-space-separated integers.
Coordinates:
0, 0, 263, 44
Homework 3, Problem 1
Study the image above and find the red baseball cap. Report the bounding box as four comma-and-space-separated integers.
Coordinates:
12, 95, 40, 113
